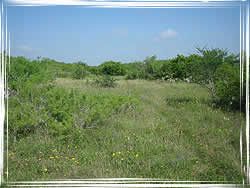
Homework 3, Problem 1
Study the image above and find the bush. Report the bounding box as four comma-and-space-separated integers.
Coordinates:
93, 75, 118, 88
88, 66, 100, 75
99, 61, 126, 76
214, 62, 245, 110
8, 56, 54, 91
72, 62, 88, 79
9, 85, 139, 140
125, 71, 138, 80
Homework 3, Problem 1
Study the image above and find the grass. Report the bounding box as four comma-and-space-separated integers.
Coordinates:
5, 77, 244, 182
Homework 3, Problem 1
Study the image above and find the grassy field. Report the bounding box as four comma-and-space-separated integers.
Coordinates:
6, 77, 244, 182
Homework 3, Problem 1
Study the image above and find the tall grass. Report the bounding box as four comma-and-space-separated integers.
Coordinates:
5, 78, 244, 182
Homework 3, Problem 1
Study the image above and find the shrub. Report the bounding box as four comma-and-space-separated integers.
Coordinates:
190, 48, 230, 102
99, 61, 126, 76
214, 62, 245, 110
8, 56, 54, 91
125, 71, 138, 80
72, 62, 88, 79
88, 66, 100, 75
93, 75, 117, 88
9, 85, 139, 140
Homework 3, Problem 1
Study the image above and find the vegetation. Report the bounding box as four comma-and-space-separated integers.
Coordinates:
72, 62, 89, 79
3, 47, 246, 183
98, 61, 126, 76
92, 75, 118, 88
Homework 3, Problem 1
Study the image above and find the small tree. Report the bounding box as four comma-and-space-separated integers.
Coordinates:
72, 61, 88, 79
191, 47, 229, 101
99, 61, 126, 76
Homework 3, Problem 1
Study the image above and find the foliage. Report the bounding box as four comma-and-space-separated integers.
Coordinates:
87, 65, 100, 75
125, 70, 139, 80
7, 78, 243, 182
8, 56, 54, 91
99, 61, 126, 76
93, 75, 118, 88
72, 62, 89, 79
46, 59, 75, 78
5, 52, 244, 182
214, 62, 245, 110
9, 83, 139, 140
191, 48, 228, 85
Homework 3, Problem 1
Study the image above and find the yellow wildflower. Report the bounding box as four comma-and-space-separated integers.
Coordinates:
56, 156, 59, 159
106, 169, 109, 171
136, 154, 139, 158
4, 171, 7, 175
127, 151, 130, 153
50, 157, 54, 159
133, 133, 135, 136
8, 153, 11, 157
52, 149, 55, 152
44, 168, 48, 172
25, 163, 28, 166
39, 158, 41, 161
121, 158, 124, 161
113, 153, 115, 156
68, 145, 70, 148
64, 174, 66, 176
118, 152, 121, 155
72, 158, 75, 160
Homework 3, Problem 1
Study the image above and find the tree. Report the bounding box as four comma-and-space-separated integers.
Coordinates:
72, 62, 88, 79
192, 47, 229, 102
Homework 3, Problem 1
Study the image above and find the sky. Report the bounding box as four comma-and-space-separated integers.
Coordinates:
7, 5, 240, 65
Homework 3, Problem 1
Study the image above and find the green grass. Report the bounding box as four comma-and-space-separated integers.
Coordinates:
5, 77, 244, 182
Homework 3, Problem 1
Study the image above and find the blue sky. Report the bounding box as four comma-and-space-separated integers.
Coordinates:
8, 6, 240, 65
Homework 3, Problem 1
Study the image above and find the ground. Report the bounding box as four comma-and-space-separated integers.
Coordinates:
6, 78, 244, 182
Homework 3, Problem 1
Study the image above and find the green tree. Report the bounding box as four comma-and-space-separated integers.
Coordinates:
72, 61, 88, 79
191, 47, 229, 101
99, 61, 126, 76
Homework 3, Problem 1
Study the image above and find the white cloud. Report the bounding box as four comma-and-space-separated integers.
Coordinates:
153, 29, 178, 42
159, 29, 178, 39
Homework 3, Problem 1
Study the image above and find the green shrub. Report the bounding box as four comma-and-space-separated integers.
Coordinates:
9, 85, 139, 140
55, 71, 72, 78
93, 75, 118, 88
88, 66, 100, 75
99, 61, 126, 76
214, 62, 245, 110
72, 62, 88, 79
125, 71, 138, 80
8, 56, 54, 91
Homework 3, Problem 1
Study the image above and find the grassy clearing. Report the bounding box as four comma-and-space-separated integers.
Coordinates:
6, 78, 244, 181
